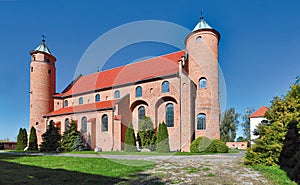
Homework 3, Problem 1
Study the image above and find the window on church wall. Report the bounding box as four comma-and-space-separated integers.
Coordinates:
79, 97, 83, 104
81, 117, 87, 133
95, 94, 100, 102
136, 86, 142, 97
166, 103, 174, 127
65, 118, 70, 131
64, 100, 68, 107
31, 67, 33, 72
102, 114, 108, 132
48, 69, 51, 74
199, 78, 207, 89
114, 90, 120, 99
162, 81, 170, 93
138, 106, 145, 124
197, 113, 206, 130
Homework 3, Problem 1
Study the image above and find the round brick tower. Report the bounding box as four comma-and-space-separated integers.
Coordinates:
185, 16, 221, 139
29, 39, 56, 143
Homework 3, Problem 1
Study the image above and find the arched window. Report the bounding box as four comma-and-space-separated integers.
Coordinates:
102, 114, 108, 132
166, 103, 174, 127
114, 90, 120, 99
138, 106, 145, 124
64, 100, 68, 107
136, 86, 142, 97
197, 113, 206, 130
162, 81, 170, 93
65, 118, 70, 131
81, 117, 87, 133
199, 78, 207, 89
79, 97, 83, 104
95, 94, 100, 102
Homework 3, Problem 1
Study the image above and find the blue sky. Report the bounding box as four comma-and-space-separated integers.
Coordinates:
0, 0, 299, 140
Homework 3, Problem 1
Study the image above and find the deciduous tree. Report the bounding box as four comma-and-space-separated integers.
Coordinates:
138, 116, 156, 151
220, 108, 239, 142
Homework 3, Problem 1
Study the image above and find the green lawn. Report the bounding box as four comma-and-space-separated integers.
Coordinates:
0, 154, 154, 185
251, 165, 297, 185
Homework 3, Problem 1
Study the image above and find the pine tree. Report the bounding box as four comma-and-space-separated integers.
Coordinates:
156, 122, 170, 153
61, 120, 84, 152
22, 128, 28, 149
138, 116, 156, 151
28, 126, 38, 151
39, 122, 61, 152
124, 123, 137, 152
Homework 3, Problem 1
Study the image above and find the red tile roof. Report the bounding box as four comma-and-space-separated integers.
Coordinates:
58, 50, 185, 97
249, 106, 268, 118
45, 100, 117, 117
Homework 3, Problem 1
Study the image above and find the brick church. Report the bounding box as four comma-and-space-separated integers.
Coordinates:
29, 16, 221, 152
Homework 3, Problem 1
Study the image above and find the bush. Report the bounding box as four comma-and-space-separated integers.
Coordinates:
138, 117, 156, 151
156, 122, 170, 153
28, 126, 38, 151
190, 136, 214, 153
213, 139, 229, 153
190, 137, 228, 153
124, 123, 137, 152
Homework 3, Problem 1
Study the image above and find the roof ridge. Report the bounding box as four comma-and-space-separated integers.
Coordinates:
86, 50, 185, 76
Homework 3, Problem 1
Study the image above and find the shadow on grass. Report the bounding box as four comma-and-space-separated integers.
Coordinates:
0, 154, 167, 185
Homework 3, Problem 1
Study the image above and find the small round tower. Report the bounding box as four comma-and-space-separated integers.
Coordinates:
185, 16, 221, 139
29, 38, 56, 143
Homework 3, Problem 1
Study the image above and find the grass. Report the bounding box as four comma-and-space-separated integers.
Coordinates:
0, 153, 155, 185
251, 165, 297, 185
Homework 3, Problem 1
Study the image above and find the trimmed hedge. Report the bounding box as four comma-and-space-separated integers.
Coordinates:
190, 136, 228, 153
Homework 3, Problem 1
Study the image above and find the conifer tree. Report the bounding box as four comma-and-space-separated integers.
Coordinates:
28, 126, 38, 151
40, 122, 61, 152
16, 128, 27, 150
61, 120, 84, 152
124, 123, 137, 152
16, 128, 24, 150
156, 122, 170, 153
245, 78, 300, 168
138, 116, 156, 151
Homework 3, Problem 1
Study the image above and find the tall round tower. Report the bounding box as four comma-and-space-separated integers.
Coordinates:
29, 38, 56, 143
185, 16, 221, 139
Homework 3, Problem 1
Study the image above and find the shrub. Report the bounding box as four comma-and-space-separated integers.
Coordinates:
124, 123, 137, 152
40, 122, 61, 152
190, 136, 215, 153
138, 117, 156, 151
28, 126, 38, 151
213, 139, 229, 153
156, 122, 170, 153
198, 136, 215, 153
190, 137, 201, 153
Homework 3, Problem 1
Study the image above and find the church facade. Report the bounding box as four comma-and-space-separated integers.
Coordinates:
29, 17, 221, 152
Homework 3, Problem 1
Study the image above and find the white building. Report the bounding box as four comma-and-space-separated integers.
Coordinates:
249, 106, 268, 145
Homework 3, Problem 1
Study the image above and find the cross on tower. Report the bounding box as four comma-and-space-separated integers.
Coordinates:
42, 35, 46, 42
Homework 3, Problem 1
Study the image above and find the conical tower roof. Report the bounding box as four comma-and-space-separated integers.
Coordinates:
34, 39, 51, 54
192, 16, 213, 32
